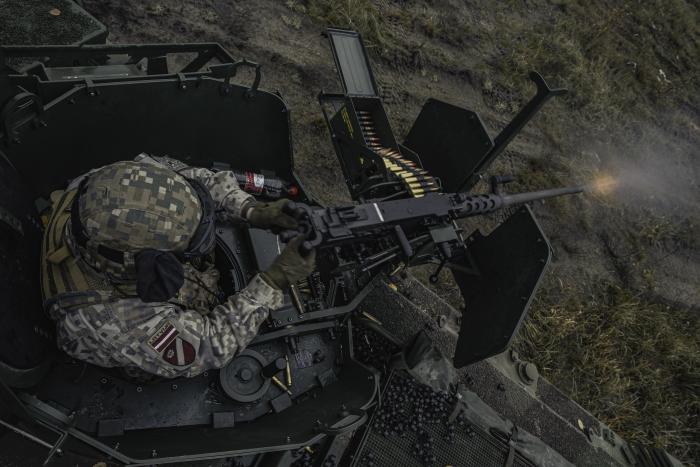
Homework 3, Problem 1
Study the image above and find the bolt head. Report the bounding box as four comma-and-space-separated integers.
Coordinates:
238, 368, 253, 382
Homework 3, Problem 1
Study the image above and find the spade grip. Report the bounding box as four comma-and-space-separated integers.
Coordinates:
280, 201, 315, 257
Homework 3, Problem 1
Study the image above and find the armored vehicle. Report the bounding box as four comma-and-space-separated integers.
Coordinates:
0, 13, 682, 467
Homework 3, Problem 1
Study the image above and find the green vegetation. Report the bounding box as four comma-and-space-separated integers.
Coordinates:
289, 0, 388, 48
491, 0, 699, 129
516, 282, 700, 461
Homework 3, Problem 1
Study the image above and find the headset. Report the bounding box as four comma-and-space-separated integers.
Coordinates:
70, 176, 216, 303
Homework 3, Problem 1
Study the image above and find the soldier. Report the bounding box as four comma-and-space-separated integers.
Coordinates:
40, 153, 315, 378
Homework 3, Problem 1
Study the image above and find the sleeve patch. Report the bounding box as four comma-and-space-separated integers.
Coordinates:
148, 322, 178, 351
162, 337, 196, 366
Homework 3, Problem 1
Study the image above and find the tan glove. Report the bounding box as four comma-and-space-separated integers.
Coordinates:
246, 199, 299, 231
261, 235, 316, 290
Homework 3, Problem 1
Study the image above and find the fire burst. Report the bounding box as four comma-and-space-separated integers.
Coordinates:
589, 174, 618, 195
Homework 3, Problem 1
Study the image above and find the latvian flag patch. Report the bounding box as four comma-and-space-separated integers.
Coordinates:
149, 322, 179, 352
148, 322, 195, 366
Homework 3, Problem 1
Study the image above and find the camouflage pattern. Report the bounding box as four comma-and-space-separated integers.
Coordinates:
174, 263, 221, 314
46, 274, 283, 378
78, 160, 202, 277
136, 154, 256, 222
43, 154, 281, 378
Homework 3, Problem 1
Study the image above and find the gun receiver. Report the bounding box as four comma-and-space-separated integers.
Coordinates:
282, 185, 583, 256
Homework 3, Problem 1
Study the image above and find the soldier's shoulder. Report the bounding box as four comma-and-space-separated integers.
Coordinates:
48, 290, 111, 311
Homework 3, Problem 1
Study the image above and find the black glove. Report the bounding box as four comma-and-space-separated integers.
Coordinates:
247, 199, 299, 231
261, 235, 316, 290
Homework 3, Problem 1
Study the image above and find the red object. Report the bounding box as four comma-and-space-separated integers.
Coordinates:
288, 185, 299, 197
162, 337, 196, 366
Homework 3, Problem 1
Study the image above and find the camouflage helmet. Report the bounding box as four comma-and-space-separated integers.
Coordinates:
75, 161, 202, 277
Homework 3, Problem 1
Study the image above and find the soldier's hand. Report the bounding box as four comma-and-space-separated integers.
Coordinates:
261, 235, 316, 290
247, 199, 299, 231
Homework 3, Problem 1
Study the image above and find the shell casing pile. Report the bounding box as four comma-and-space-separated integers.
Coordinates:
356, 110, 439, 198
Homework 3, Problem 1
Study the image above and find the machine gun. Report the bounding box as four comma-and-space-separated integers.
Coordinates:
285, 185, 584, 261
263, 29, 585, 369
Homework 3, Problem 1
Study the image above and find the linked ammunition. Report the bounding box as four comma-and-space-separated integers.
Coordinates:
407, 179, 437, 186
401, 175, 435, 184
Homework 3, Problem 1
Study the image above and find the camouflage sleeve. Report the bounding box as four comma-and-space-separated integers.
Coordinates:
134, 274, 283, 378
134, 153, 255, 222
178, 166, 255, 222
51, 274, 284, 378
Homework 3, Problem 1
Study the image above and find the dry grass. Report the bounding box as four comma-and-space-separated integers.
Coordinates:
303, 0, 388, 48
491, 0, 699, 129
516, 282, 700, 463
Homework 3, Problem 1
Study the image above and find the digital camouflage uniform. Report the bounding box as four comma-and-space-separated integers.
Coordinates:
41, 154, 283, 378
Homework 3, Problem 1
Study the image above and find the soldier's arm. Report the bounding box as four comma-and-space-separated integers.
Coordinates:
178, 166, 255, 222
116, 274, 283, 378
135, 153, 255, 221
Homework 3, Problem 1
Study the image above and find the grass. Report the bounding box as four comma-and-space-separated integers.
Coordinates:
302, 0, 389, 48
516, 281, 700, 462
490, 0, 699, 129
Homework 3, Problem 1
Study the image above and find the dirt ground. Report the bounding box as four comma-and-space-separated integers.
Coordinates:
18, 0, 700, 463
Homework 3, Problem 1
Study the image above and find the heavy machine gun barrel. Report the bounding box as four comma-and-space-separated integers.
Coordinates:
453, 185, 583, 217
500, 185, 584, 208
282, 185, 584, 255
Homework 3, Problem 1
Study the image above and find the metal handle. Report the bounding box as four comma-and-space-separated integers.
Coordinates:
210, 59, 262, 98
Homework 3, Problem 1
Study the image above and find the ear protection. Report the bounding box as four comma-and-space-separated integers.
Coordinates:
71, 176, 216, 303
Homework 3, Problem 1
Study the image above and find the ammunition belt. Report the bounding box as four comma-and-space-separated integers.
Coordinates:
356, 110, 439, 198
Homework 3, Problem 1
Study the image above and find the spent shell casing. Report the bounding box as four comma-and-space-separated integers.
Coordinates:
289, 284, 304, 313
271, 376, 292, 395
361, 311, 383, 325
285, 355, 292, 386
